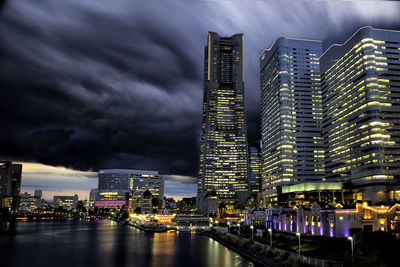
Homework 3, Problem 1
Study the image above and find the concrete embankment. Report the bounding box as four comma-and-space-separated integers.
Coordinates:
202, 231, 280, 267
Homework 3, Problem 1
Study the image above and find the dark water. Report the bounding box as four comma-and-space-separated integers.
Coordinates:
0, 220, 255, 267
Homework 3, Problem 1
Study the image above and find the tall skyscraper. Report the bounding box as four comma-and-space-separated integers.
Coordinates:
198, 32, 249, 211
0, 161, 22, 211
248, 141, 261, 193
320, 27, 400, 191
260, 37, 325, 206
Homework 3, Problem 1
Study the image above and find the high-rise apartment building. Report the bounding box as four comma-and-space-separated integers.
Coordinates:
0, 161, 22, 211
198, 32, 249, 210
320, 27, 400, 190
260, 38, 325, 206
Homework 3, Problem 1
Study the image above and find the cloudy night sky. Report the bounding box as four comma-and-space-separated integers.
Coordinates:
0, 0, 399, 200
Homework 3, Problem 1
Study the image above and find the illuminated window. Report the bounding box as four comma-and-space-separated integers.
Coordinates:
363, 209, 373, 220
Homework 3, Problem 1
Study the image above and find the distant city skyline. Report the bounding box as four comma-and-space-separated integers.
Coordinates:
18, 162, 196, 200
1, 0, 399, 200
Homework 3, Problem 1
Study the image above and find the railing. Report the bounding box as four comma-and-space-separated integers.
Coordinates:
221, 232, 343, 267
254, 240, 343, 267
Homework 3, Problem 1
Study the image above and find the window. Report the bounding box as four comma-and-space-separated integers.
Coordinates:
363, 209, 373, 219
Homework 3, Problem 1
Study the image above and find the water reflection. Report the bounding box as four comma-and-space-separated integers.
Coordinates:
0, 220, 255, 267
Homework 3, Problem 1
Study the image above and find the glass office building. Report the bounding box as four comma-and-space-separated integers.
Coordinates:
93, 169, 164, 208
320, 26, 400, 186
260, 37, 325, 206
249, 142, 261, 193
198, 32, 249, 209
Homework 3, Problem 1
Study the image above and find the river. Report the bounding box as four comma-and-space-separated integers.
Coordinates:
0, 220, 256, 267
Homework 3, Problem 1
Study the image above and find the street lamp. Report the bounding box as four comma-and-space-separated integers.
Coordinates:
237, 222, 241, 237
268, 228, 272, 247
227, 222, 231, 233
296, 232, 301, 257
250, 225, 254, 240
348, 236, 354, 262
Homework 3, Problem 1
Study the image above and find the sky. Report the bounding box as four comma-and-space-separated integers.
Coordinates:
0, 0, 399, 200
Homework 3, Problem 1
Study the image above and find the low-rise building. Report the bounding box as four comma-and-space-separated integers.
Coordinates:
19, 191, 42, 211
245, 201, 400, 238
90, 189, 130, 208
53, 195, 78, 210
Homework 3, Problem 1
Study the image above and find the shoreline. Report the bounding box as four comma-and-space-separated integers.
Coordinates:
202, 231, 279, 267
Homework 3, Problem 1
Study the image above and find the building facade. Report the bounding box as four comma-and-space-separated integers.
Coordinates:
19, 190, 42, 211
129, 170, 164, 201
320, 27, 400, 201
0, 161, 22, 211
53, 195, 78, 210
249, 142, 261, 194
260, 38, 325, 206
198, 32, 249, 211
93, 169, 163, 209
247, 202, 400, 238
98, 169, 131, 191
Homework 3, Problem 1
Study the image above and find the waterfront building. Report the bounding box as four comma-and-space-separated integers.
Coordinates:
89, 188, 98, 208
172, 215, 209, 226
89, 189, 130, 208
277, 182, 359, 207
154, 209, 175, 224
53, 195, 78, 210
248, 142, 261, 194
129, 170, 164, 204
98, 169, 131, 190
202, 190, 219, 216
0, 161, 22, 211
19, 191, 42, 211
198, 31, 249, 212
246, 201, 400, 238
260, 37, 325, 206
244, 208, 267, 227
94, 169, 163, 209
19, 192, 38, 211
141, 189, 153, 214
320, 27, 400, 201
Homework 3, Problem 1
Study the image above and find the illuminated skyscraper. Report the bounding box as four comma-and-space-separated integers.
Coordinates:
0, 161, 22, 211
198, 32, 249, 211
260, 38, 325, 206
320, 27, 400, 189
249, 142, 261, 193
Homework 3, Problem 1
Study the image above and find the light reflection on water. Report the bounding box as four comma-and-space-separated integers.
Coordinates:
0, 220, 255, 267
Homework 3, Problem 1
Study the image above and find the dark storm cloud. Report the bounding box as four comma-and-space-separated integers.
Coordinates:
1, 0, 399, 186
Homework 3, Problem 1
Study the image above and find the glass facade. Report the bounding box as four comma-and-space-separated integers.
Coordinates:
260, 38, 325, 206
130, 172, 163, 199
249, 142, 261, 193
94, 169, 163, 208
198, 32, 249, 206
320, 27, 400, 186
